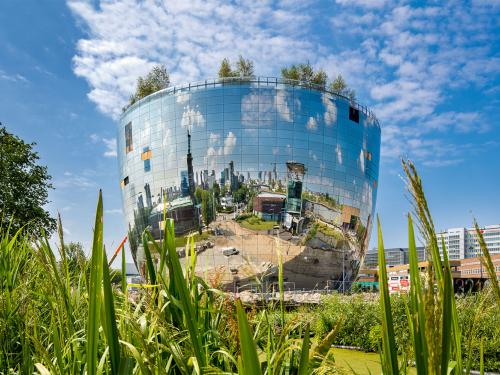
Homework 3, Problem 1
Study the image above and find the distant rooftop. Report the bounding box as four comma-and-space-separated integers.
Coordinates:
257, 192, 286, 199
151, 196, 194, 214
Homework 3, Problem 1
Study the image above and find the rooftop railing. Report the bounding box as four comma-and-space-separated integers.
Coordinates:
122, 76, 379, 128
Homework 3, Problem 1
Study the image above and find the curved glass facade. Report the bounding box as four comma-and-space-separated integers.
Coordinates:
118, 77, 380, 290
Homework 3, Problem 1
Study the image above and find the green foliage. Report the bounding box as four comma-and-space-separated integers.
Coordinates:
1, 159, 499, 374
302, 223, 319, 244
218, 58, 236, 78
212, 181, 221, 201
235, 299, 262, 374
201, 189, 215, 225
195, 186, 203, 204
377, 218, 399, 375
0, 125, 56, 235
64, 241, 86, 273
280, 63, 357, 98
218, 56, 254, 78
281, 62, 327, 88
302, 190, 339, 210
232, 183, 248, 203
236, 214, 277, 231
127, 65, 170, 108
235, 55, 254, 78
330, 74, 356, 100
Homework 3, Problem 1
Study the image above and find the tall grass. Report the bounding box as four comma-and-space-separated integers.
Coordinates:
373, 160, 499, 375
0, 160, 498, 374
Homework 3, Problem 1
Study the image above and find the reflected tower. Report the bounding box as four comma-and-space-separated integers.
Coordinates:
187, 130, 195, 200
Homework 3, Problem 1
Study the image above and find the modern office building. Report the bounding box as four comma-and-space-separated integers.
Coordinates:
118, 77, 381, 290
437, 224, 500, 260
363, 247, 427, 268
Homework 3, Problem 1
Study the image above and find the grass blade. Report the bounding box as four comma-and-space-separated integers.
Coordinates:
163, 219, 206, 369
480, 337, 484, 375
102, 250, 122, 374
35, 363, 51, 375
408, 214, 428, 375
309, 317, 343, 369
235, 299, 262, 375
377, 217, 399, 375
141, 231, 156, 286
440, 246, 453, 375
297, 323, 310, 375
86, 190, 104, 375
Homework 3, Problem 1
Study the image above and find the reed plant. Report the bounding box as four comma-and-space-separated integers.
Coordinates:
0, 160, 498, 374
374, 160, 499, 375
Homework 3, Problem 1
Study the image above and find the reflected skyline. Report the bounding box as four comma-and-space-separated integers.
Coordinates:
118, 78, 380, 290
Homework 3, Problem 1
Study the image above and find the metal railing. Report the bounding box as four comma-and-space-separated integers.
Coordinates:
234, 279, 353, 298
121, 76, 380, 128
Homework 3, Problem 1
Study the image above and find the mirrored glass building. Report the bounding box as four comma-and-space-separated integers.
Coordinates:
118, 77, 380, 291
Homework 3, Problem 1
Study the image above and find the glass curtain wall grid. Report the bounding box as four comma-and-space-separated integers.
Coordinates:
118, 77, 381, 291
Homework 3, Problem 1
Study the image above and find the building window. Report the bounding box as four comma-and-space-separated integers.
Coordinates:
364, 150, 372, 161
349, 106, 359, 123
125, 122, 133, 153
142, 147, 152, 172
121, 176, 129, 188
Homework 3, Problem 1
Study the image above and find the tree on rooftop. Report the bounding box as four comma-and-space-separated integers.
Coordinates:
0, 124, 56, 235
218, 56, 254, 78
330, 74, 356, 101
281, 62, 328, 88
128, 65, 170, 108
218, 58, 235, 78
235, 55, 254, 78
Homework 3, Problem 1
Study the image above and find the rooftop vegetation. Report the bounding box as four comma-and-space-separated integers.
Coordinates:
124, 59, 358, 113
281, 62, 356, 100
124, 64, 170, 111
218, 55, 255, 78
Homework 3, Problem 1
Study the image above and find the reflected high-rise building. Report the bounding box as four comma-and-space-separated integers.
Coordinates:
187, 131, 195, 200
180, 170, 189, 197
118, 77, 380, 290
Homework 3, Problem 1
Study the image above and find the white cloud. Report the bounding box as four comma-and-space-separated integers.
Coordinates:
276, 90, 292, 122
223, 131, 237, 155
335, 0, 388, 8
209, 132, 220, 145
67, 0, 499, 167
181, 105, 205, 131
103, 138, 117, 157
322, 94, 337, 126
105, 208, 123, 215
90, 134, 117, 157
90, 133, 100, 142
67, 0, 315, 119
0, 69, 28, 83
56, 171, 96, 190
306, 116, 318, 130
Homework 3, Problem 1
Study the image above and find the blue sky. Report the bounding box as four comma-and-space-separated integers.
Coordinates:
1, 0, 499, 260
